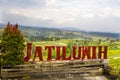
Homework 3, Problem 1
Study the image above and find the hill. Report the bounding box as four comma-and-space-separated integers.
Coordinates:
0, 24, 119, 41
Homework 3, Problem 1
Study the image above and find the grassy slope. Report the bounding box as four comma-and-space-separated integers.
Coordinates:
26, 39, 120, 77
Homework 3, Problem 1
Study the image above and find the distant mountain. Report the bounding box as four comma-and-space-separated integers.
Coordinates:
0, 24, 5, 28
88, 32, 119, 38
0, 23, 119, 41
118, 33, 120, 38
60, 27, 86, 32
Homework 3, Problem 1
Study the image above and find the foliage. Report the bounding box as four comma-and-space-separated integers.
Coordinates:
0, 22, 25, 67
89, 32, 119, 38
1, 24, 120, 42
31, 38, 120, 78
2, 23, 120, 75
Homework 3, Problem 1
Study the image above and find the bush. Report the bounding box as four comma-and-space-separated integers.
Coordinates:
0, 22, 25, 67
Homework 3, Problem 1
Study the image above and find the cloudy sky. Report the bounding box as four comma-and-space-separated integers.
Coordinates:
0, 0, 120, 33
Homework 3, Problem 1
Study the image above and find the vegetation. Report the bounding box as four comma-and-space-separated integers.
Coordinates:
89, 32, 119, 38
0, 23, 120, 78
1, 24, 120, 42
29, 38, 120, 78
0, 23, 25, 67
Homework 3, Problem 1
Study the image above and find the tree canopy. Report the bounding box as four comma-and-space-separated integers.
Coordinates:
0, 22, 25, 67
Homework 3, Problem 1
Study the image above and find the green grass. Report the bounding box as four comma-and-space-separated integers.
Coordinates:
108, 49, 120, 77
24, 39, 120, 77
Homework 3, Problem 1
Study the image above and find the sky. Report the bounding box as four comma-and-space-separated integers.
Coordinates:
0, 0, 120, 33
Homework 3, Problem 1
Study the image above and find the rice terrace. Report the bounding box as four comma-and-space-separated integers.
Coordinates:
1, 0, 120, 80
0, 23, 120, 80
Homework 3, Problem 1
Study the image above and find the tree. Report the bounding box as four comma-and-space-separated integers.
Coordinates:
0, 22, 25, 66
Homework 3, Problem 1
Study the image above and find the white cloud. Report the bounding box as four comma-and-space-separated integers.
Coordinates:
44, 0, 56, 6
0, 0, 120, 32
0, 10, 1, 23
